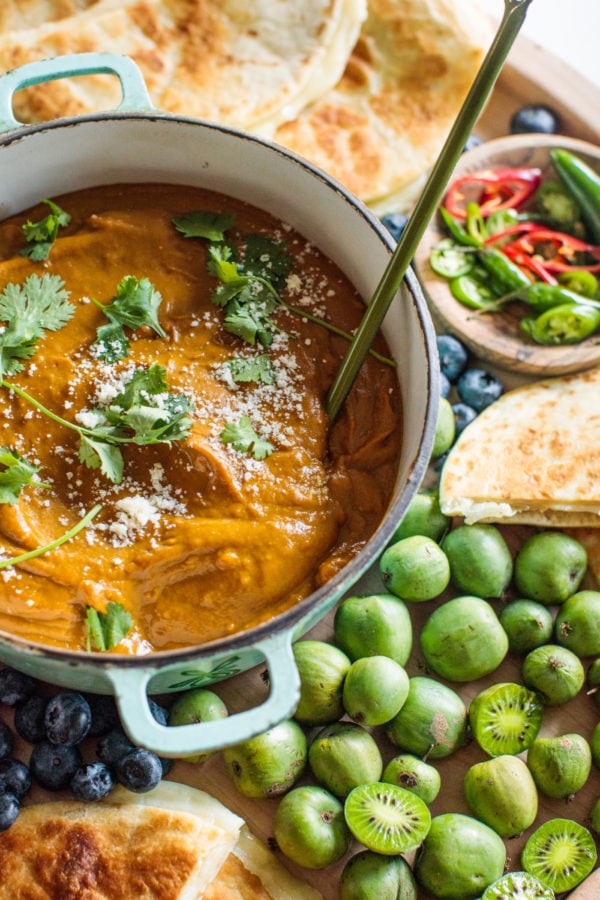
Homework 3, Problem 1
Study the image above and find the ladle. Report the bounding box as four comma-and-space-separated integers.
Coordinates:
326, 0, 535, 421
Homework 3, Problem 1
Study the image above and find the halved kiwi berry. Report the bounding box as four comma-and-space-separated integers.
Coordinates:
344, 781, 431, 855
522, 818, 597, 893
482, 870, 555, 899
469, 682, 544, 756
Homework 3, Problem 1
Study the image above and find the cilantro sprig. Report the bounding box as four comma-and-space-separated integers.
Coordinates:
0, 274, 75, 377
91, 276, 167, 363
0, 503, 102, 571
220, 416, 274, 460
172, 210, 236, 242
226, 354, 275, 385
20, 199, 71, 261
0, 448, 50, 505
85, 601, 134, 652
2, 364, 194, 484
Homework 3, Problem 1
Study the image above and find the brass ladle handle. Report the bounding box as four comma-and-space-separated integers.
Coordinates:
326, 0, 535, 421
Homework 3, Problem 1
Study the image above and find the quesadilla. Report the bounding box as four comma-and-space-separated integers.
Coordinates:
271, 0, 492, 212
0, 782, 243, 899
0, 0, 367, 131
439, 366, 600, 527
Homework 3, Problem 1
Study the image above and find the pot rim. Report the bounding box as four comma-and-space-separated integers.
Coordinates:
0, 107, 440, 668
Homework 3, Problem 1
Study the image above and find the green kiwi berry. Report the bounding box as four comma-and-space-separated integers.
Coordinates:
274, 785, 351, 869
514, 531, 587, 605
442, 523, 513, 598
167, 687, 228, 764
591, 798, 600, 835
386, 676, 467, 759
415, 812, 506, 900
420, 595, 508, 681
469, 682, 544, 757
308, 722, 382, 798
222, 718, 306, 799
379, 535, 450, 602
333, 593, 413, 666
344, 781, 431, 855
382, 753, 441, 805
592, 721, 600, 769
522, 818, 597, 893
292, 639, 351, 725
342, 656, 409, 726
554, 590, 600, 658
340, 850, 417, 900
391, 490, 450, 543
527, 733, 592, 799
522, 644, 585, 705
499, 599, 553, 654
482, 871, 555, 899
432, 397, 456, 458
464, 755, 538, 837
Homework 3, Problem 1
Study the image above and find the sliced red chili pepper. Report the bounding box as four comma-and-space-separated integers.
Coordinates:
483, 221, 539, 244
502, 227, 600, 273
445, 167, 542, 220
502, 245, 559, 284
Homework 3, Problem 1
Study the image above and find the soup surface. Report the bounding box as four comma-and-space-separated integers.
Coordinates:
0, 184, 401, 654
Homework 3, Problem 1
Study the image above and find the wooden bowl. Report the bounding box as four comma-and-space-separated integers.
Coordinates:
414, 134, 600, 376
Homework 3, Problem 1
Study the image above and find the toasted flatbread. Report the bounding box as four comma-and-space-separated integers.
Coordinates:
0, 0, 366, 131
0, 782, 243, 899
0, 0, 100, 32
439, 366, 600, 527
270, 0, 492, 211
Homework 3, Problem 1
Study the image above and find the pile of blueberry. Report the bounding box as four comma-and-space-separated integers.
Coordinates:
0, 667, 172, 832
436, 333, 504, 433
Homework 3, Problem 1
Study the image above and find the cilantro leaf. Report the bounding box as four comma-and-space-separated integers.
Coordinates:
85, 601, 133, 652
172, 210, 237, 242
91, 276, 166, 363
0, 447, 49, 504
220, 416, 274, 460
207, 246, 280, 346
242, 234, 292, 290
207, 244, 245, 287
0, 274, 74, 376
20, 199, 71, 261
227, 354, 276, 384
78, 436, 124, 485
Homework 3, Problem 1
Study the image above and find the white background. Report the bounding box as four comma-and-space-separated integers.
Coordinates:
480, 0, 600, 86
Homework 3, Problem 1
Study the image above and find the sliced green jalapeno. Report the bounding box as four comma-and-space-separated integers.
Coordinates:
430, 238, 475, 278
520, 303, 600, 345
557, 270, 599, 298
450, 274, 496, 310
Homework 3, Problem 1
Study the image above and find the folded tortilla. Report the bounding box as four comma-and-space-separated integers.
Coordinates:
271, 0, 492, 212
0, 0, 367, 132
439, 366, 600, 527
0, 782, 243, 899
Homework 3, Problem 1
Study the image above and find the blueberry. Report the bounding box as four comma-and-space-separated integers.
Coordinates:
44, 691, 92, 746
436, 333, 468, 382
148, 699, 169, 728
0, 668, 36, 706
84, 693, 120, 738
457, 368, 504, 411
0, 722, 14, 760
70, 762, 114, 802
439, 371, 451, 399
96, 727, 134, 767
510, 104, 560, 135
0, 793, 19, 831
452, 402, 478, 435
29, 740, 82, 791
14, 695, 48, 744
115, 748, 163, 794
0, 758, 32, 799
380, 212, 408, 242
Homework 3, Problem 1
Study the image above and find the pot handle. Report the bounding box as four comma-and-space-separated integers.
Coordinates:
0, 52, 153, 134
105, 631, 300, 758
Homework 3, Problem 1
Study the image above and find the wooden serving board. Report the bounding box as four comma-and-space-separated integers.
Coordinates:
9, 35, 600, 900
176, 38, 600, 900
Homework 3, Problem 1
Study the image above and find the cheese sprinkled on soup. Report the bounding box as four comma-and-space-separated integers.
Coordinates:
0, 184, 401, 654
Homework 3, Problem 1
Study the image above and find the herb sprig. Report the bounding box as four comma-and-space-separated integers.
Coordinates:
85, 601, 134, 651
2, 364, 194, 484
20, 199, 71, 261
91, 276, 167, 363
0, 274, 74, 377
0, 448, 50, 505
220, 416, 274, 460
0, 503, 102, 571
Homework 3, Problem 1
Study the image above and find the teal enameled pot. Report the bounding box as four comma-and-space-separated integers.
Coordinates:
0, 53, 439, 756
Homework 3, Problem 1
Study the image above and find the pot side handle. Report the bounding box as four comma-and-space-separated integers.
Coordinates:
105, 631, 300, 758
0, 52, 153, 134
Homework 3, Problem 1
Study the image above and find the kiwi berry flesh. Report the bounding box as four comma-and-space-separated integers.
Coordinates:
344, 781, 431, 855
482, 870, 555, 899
522, 817, 597, 893
469, 682, 544, 757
